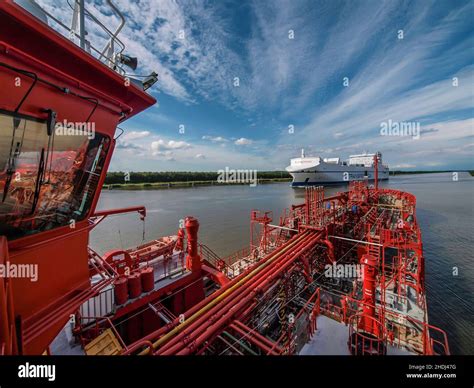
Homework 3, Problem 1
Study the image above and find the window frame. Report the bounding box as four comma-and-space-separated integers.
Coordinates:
0, 109, 110, 240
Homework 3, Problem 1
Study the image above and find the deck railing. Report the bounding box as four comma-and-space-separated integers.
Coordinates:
20, 0, 127, 74
316, 289, 450, 355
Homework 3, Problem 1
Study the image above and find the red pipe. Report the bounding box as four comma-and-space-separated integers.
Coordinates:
360, 254, 378, 335
164, 232, 323, 355
129, 277, 237, 353
201, 264, 230, 286
229, 323, 278, 355
157, 232, 317, 354
232, 320, 283, 354
130, 231, 310, 353
92, 206, 146, 219
298, 226, 335, 264
254, 236, 321, 294
122, 340, 154, 355
322, 239, 335, 263
175, 228, 185, 251
185, 217, 201, 272
300, 255, 312, 283
235, 299, 259, 322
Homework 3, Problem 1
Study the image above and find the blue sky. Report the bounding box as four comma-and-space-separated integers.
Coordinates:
38, 0, 473, 171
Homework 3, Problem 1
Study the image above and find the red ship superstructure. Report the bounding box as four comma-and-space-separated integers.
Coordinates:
0, 1, 449, 356
0, 0, 157, 354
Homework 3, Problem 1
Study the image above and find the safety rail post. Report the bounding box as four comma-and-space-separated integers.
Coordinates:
319, 287, 449, 356
32, 0, 128, 73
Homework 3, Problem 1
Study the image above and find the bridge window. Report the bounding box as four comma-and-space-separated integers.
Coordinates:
0, 111, 109, 240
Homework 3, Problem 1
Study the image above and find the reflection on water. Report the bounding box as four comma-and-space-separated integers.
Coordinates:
92, 172, 474, 355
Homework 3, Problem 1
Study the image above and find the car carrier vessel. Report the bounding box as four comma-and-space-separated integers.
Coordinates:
0, 0, 449, 356
286, 149, 390, 187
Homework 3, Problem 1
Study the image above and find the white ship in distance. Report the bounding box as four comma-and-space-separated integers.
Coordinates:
286, 150, 389, 187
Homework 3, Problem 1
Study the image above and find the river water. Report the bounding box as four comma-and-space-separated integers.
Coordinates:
91, 172, 474, 355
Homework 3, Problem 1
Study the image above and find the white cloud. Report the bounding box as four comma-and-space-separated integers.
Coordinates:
115, 141, 146, 151
122, 130, 150, 140
151, 150, 174, 157
151, 139, 191, 152
36, 0, 474, 171
202, 135, 229, 143
235, 137, 253, 146
110, 132, 270, 171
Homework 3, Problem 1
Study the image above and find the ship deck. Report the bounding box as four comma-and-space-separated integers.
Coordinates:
300, 315, 414, 355
50, 251, 191, 355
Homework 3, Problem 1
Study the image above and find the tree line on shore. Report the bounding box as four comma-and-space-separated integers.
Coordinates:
105, 171, 291, 184
104, 170, 473, 184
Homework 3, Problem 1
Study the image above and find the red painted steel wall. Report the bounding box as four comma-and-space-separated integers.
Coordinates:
0, 1, 156, 354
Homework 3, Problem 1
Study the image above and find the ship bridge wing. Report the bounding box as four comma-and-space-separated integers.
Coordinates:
286, 157, 321, 172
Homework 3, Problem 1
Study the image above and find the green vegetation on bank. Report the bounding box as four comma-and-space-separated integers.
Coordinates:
104, 171, 292, 190
105, 178, 292, 190
103, 170, 472, 190
105, 171, 291, 184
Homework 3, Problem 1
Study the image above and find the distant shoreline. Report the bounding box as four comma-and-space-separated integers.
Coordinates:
391, 170, 473, 175
103, 170, 473, 190
105, 178, 292, 190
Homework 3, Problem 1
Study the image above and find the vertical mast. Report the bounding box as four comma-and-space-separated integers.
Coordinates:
374, 153, 379, 190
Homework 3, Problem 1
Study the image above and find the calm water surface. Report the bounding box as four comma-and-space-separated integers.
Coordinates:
91, 172, 474, 355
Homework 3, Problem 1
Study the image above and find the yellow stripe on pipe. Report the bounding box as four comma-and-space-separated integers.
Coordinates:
139, 230, 314, 355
